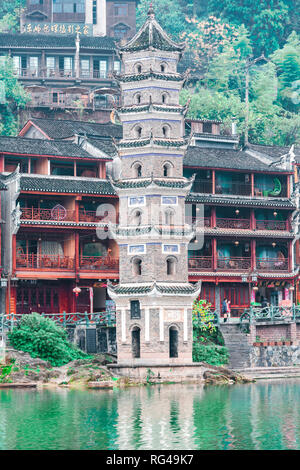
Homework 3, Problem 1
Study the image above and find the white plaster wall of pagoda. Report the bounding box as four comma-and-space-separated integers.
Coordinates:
122, 50, 181, 75
116, 152, 185, 179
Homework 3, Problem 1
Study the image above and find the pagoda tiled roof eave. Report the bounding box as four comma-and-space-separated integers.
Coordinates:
108, 281, 201, 297
117, 71, 184, 83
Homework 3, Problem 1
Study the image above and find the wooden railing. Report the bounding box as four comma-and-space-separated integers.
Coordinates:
16, 254, 75, 270
192, 179, 212, 194
185, 216, 211, 227
188, 256, 213, 270
79, 210, 115, 223
215, 182, 252, 196
21, 207, 75, 222
80, 256, 119, 271
217, 257, 251, 270
216, 218, 251, 229
255, 220, 289, 231
256, 258, 289, 271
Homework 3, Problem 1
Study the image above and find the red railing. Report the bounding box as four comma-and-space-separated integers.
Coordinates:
255, 220, 289, 231
79, 210, 115, 223
188, 256, 213, 270
21, 207, 76, 222
16, 254, 75, 270
256, 258, 289, 271
217, 257, 251, 270
185, 216, 211, 227
216, 218, 251, 229
80, 256, 119, 271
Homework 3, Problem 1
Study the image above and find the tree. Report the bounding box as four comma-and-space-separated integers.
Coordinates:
136, 0, 186, 38
0, 56, 29, 135
0, 1, 25, 32
207, 0, 292, 56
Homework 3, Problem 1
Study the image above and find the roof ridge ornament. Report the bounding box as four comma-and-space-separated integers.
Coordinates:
148, 2, 155, 18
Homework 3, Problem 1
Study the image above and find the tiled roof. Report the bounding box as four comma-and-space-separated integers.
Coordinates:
186, 193, 296, 209
112, 177, 192, 189
118, 137, 186, 148
0, 33, 116, 50
184, 147, 291, 173
119, 9, 184, 53
108, 282, 200, 295
20, 175, 116, 195
26, 118, 123, 140
85, 138, 116, 157
0, 179, 7, 191
246, 143, 300, 163
118, 71, 183, 83
0, 136, 97, 159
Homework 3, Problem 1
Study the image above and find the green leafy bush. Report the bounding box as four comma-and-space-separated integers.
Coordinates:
8, 313, 88, 367
193, 343, 229, 366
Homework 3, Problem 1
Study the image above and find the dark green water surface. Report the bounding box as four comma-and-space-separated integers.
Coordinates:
1, 380, 300, 450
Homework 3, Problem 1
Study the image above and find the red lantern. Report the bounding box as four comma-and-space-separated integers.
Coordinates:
73, 286, 82, 298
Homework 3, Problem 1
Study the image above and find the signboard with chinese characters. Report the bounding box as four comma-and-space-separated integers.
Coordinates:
164, 309, 184, 323
22, 23, 93, 36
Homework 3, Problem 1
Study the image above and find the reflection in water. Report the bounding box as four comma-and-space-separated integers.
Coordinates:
1, 380, 300, 450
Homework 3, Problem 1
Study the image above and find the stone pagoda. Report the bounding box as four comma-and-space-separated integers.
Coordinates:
108, 5, 200, 364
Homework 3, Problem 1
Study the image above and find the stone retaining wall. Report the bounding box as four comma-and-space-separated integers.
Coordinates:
250, 345, 300, 367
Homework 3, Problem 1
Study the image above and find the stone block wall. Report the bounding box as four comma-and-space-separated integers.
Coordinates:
250, 345, 300, 367
67, 325, 117, 355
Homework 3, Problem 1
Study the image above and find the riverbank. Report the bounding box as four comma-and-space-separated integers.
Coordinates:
0, 348, 253, 388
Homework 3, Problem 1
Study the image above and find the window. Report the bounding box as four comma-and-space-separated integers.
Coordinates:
162, 93, 167, 104
162, 244, 180, 254
165, 209, 174, 226
113, 61, 121, 73
128, 245, 146, 254
160, 63, 167, 72
130, 300, 141, 319
162, 125, 170, 138
132, 259, 142, 276
128, 196, 145, 207
114, 24, 128, 39
93, 0, 97, 24
46, 57, 55, 77
114, 3, 129, 16
80, 59, 90, 78
132, 210, 142, 226
135, 126, 142, 138
133, 162, 142, 178
167, 257, 176, 275
136, 64, 142, 74
135, 93, 141, 104
203, 122, 212, 133
163, 162, 172, 177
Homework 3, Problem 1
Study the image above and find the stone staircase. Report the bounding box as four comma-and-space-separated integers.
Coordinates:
233, 366, 300, 380
219, 323, 251, 369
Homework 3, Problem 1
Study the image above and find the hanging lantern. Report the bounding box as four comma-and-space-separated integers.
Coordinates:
73, 286, 82, 297
273, 211, 278, 217
235, 209, 240, 215
253, 285, 259, 291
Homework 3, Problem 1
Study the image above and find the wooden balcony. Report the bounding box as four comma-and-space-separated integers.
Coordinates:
80, 256, 119, 271
216, 218, 251, 229
256, 258, 289, 271
217, 257, 251, 270
21, 207, 76, 223
192, 179, 212, 194
16, 254, 75, 270
255, 220, 289, 231
78, 210, 115, 224
188, 256, 213, 271
215, 182, 252, 196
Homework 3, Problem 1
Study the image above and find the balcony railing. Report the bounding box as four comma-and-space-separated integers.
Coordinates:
21, 207, 75, 222
188, 256, 213, 271
256, 220, 289, 231
192, 179, 212, 194
185, 216, 211, 227
79, 210, 115, 223
80, 256, 119, 271
217, 257, 251, 270
215, 182, 252, 196
216, 218, 251, 229
16, 254, 75, 270
256, 258, 289, 271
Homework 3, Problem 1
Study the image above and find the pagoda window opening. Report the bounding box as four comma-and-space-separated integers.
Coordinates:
165, 208, 174, 226
169, 326, 178, 358
132, 162, 142, 177
136, 93, 141, 104
162, 93, 168, 104
160, 63, 167, 72
132, 210, 142, 226
132, 257, 142, 276
135, 64, 142, 74
135, 125, 143, 138
132, 327, 141, 358
163, 161, 173, 177
162, 125, 170, 138
166, 257, 176, 275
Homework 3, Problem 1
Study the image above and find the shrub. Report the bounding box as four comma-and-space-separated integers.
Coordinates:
193, 343, 229, 366
8, 313, 88, 367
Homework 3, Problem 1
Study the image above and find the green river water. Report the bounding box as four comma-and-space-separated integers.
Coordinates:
1, 379, 300, 450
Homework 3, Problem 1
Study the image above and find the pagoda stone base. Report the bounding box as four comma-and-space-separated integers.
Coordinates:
107, 362, 207, 382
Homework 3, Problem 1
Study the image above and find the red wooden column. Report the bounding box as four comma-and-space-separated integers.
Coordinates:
212, 170, 216, 194
212, 238, 217, 271
251, 239, 256, 271
288, 240, 293, 271
287, 175, 291, 198
250, 209, 255, 230
12, 234, 16, 274
251, 173, 254, 197
75, 233, 80, 274
211, 206, 216, 228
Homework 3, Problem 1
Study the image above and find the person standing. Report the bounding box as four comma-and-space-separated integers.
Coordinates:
222, 298, 229, 322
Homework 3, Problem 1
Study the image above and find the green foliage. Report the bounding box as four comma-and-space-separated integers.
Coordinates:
136, 0, 186, 38
0, 1, 26, 33
0, 56, 29, 135
8, 313, 88, 367
192, 343, 229, 366
192, 298, 216, 334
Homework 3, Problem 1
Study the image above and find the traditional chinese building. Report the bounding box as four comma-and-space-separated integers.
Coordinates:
0, 134, 120, 316
22, 0, 137, 40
